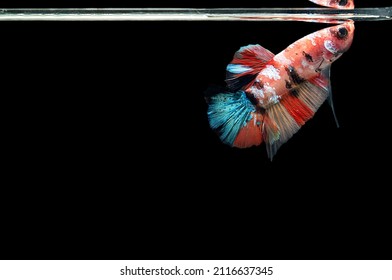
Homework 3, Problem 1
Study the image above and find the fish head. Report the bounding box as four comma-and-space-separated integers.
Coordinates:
332, 0, 355, 9
320, 21, 355, 63
328, 0, 355, 9
309, 0, 355, 9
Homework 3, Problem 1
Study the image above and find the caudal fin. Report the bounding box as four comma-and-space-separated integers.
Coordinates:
205, 88, 263, 148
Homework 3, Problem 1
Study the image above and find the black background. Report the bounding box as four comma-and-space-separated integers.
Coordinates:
1, 0, 391, 260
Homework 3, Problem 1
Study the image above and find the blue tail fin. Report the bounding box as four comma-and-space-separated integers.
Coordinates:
205, 87, 262, 147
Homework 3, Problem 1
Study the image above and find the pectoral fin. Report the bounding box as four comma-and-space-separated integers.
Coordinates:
311, 66, 340, 128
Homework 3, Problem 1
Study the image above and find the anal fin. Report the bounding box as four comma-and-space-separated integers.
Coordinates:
262, 80, 329, 160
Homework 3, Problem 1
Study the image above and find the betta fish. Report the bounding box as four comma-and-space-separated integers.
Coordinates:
206, 21, 355, 160
309, 0, 355, 9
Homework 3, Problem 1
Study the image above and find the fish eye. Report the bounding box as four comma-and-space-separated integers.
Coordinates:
337, 27, 348, 39
338, 0, 348, 6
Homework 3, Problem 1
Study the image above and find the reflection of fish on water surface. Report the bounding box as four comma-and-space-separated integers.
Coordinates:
205, 21, 355, 160
309, 0, 355, 9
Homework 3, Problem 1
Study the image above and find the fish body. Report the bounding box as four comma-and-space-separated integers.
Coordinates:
246, 22, 353, 109
206, 21, 354, 160
309, 0, 355, 9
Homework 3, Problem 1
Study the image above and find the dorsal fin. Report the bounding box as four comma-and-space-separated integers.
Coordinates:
225, 44, 275, 91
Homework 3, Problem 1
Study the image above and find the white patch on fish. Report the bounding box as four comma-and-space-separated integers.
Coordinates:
261, 65, 281, 80
307, 34, 317, 46
250, 86, 264, 99
301, 59, 309, 67
324, 40, 338, 54
264, 84, 276, 95
263, 84, 279, 105
288, 43, 295, 49
268, 94, 280, 104
253, 115, 261, 126
274, 55, 292, 66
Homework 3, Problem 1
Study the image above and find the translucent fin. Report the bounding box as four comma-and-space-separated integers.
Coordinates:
263, 81, 329, 160
312, 67, 340, 128
323, 67, 340, 128
263, 103, 300, 160
296, 81, 329, 113
280, 93, 314, 126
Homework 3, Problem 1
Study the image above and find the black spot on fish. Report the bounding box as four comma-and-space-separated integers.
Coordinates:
285, 80, 292, 89
254, 79, 264, 88
247, 93, 259, 106
285, 66, 305, 85
289, 89, 299, 97
258, 107, 266, 114
302, 51, 313, 62
315, 58, 325, 73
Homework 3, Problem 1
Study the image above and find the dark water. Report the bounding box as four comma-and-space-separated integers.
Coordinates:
1, 0, 391, 259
